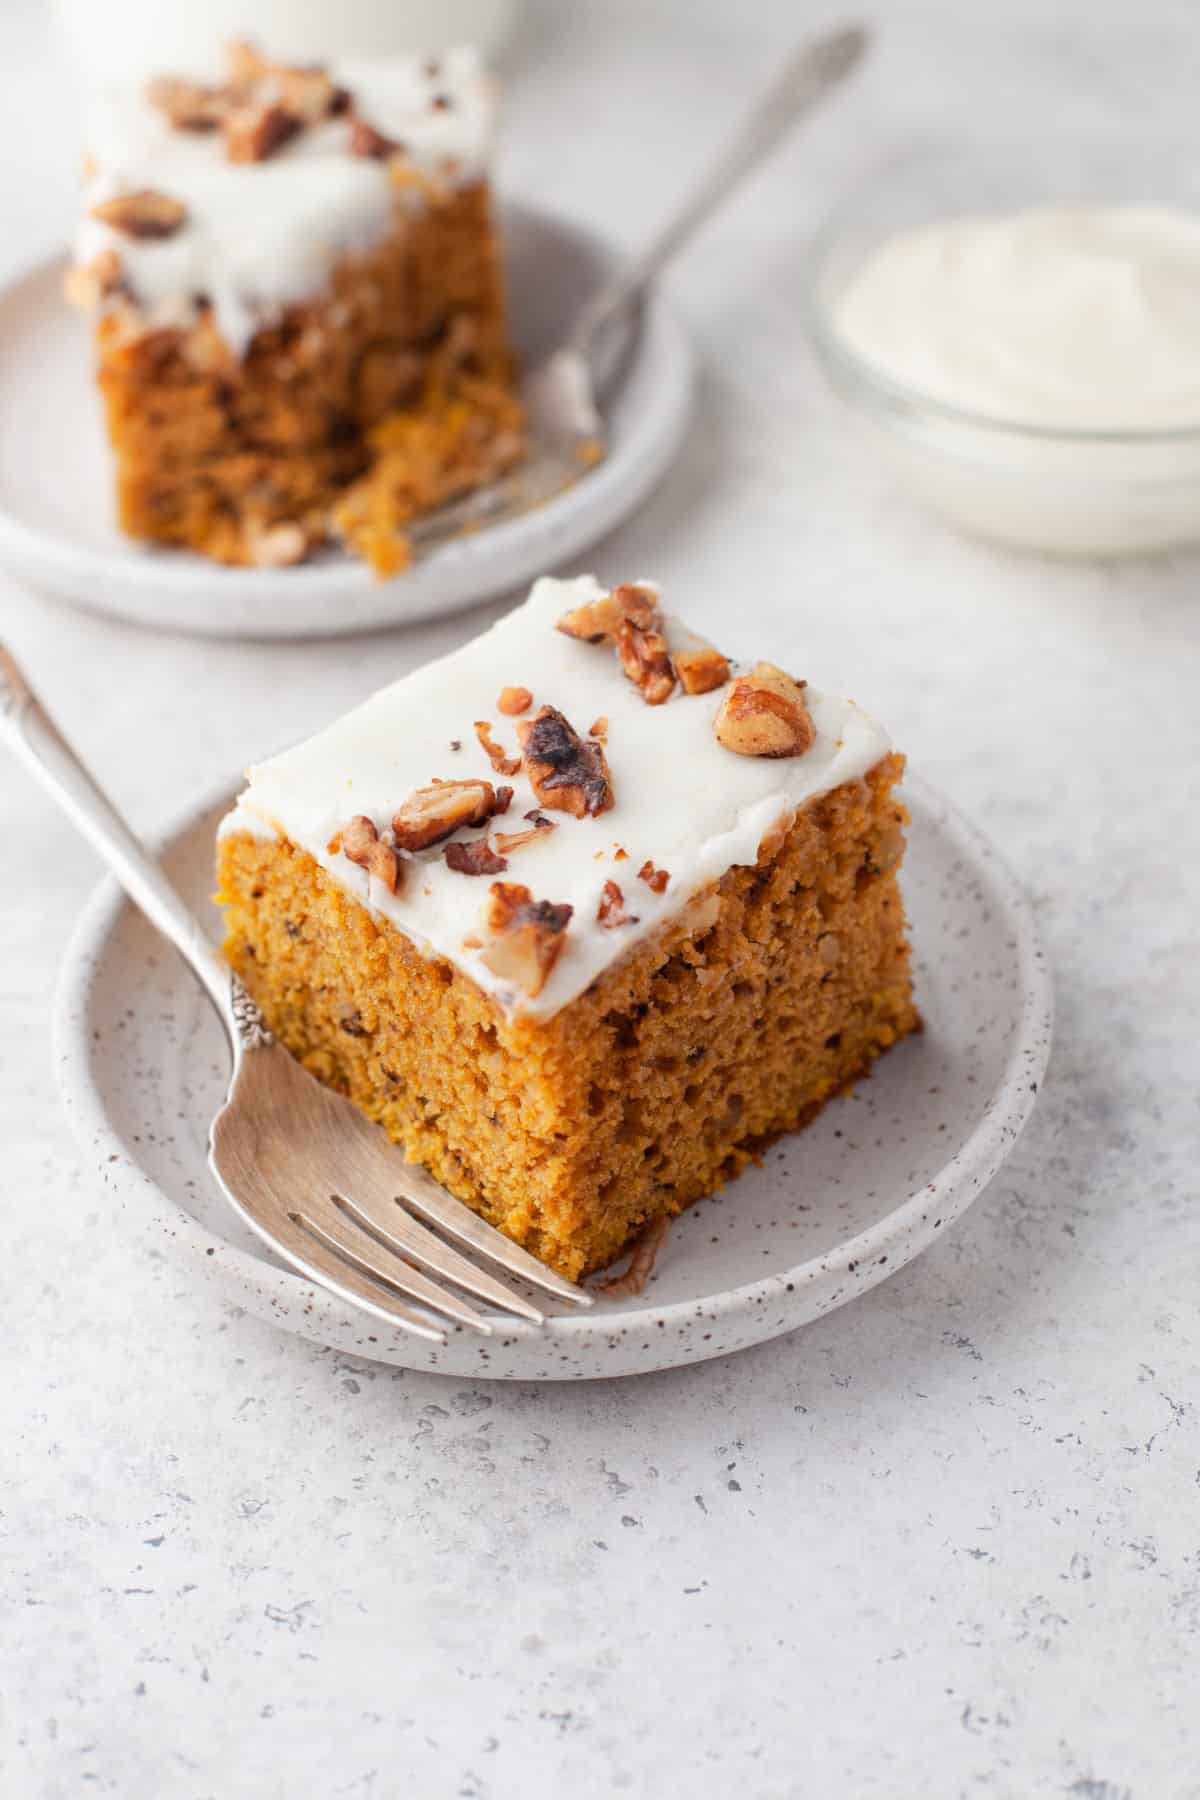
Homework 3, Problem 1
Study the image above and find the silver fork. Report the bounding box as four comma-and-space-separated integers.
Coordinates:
406, 22, 869, 557
1, 643, 592, 1344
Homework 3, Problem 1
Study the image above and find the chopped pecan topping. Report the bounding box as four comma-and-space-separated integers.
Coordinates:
349, 115, 402, 160
271, 65, 339, 126
226, 38, 270, 85
89, 190, 188, 240
494, 815, 558, 854
150, 43, 343, 159
64, 248, 125, 309
611, 581, 659, 618
675, 646, 731, 696
555, 583, 657, 643
391, 779, 505, 852
480, 882, 573, 997
589, 716, 608, 742
226, 40, 335, 111
638, 860, 670, 894
714, 662, 815, 758
224, 101, 302, 163
497, 686, 533, 717
616, 617, 675, 706
341, 814, 402, 895
517, 706, 614, 818
474, 720, 521, 777
445, 838, 507, 876
145, 76, 231, 131
596, 880, 637, 928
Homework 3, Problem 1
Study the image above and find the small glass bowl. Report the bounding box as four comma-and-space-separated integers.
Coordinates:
804, 139, 1200, 558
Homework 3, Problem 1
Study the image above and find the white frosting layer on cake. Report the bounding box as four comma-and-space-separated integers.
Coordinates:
220, 576, 893, 1020
75, 47, 493, 356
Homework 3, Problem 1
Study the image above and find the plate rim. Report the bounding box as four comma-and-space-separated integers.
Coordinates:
0, 203, 692, 638
53, 772, 1053, 1370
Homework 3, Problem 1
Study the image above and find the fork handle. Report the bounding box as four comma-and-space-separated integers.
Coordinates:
0, 640, 236, 1039
569, 22, 869, 359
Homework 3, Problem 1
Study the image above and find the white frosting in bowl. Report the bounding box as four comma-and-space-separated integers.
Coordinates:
220, 576, 892, 1021
74, 47, 495, 356
834, 205, 1200, 431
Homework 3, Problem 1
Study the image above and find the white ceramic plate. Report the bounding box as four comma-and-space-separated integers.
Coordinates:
54, 777, 1052, 1380
0, 204, 691, 639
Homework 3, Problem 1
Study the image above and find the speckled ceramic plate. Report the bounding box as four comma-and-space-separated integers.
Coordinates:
54, 776, 1051, 1380
0, 202, 691, 640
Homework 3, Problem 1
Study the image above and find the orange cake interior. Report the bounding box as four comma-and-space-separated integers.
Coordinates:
216, 575, 918, 1282
67, 42, 524, 572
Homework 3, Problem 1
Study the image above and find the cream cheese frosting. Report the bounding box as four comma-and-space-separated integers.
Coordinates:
834, 205, 1200, 430
75, 47, 494, 356
220, 576, 893, 1020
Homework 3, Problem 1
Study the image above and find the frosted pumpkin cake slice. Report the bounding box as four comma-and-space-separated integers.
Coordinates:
66, 40, 522, 572
216, 575, 918, 1281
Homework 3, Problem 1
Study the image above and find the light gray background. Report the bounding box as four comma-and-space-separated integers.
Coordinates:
3, 2, 1198, 1796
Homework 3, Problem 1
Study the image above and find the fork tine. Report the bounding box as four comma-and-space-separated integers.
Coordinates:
395, 1177, 594, 1307
407, 459, 581, 557
333, 1191, 544, 1325
294, 1202, 494, 1334
232, 1201, 448, 1344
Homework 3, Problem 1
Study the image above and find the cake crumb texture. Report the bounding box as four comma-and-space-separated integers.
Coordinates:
91, 182, 521, 568
217, 755, 917, 1280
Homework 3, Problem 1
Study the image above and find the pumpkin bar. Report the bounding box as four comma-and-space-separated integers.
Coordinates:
216, 575, 918, 1281
66, 41, 523, 573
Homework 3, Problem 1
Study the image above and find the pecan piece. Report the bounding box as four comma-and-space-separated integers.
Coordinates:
145, 76, 231, 131
225, 40, 341, 123
495, 814, 558, 854
89, 190, 188, 239
714, 662, 815, 758
391, 780, 505, 852
497, 686, 533, 717
616, 617, 675, 706
555, 582, 657, 643
224, 101, 302, 163
638, 860, 670, 894
226, 38, 270, 85
445, 838, 507, 876
272, 65, 339, 126
349, 115, 402, 160
675, 646, 731, 696
480, 882, 573, 998
596, 880, 637, 928
517, 706, 613, 818
474, 720, 521, 776
341, 814, 402, 895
